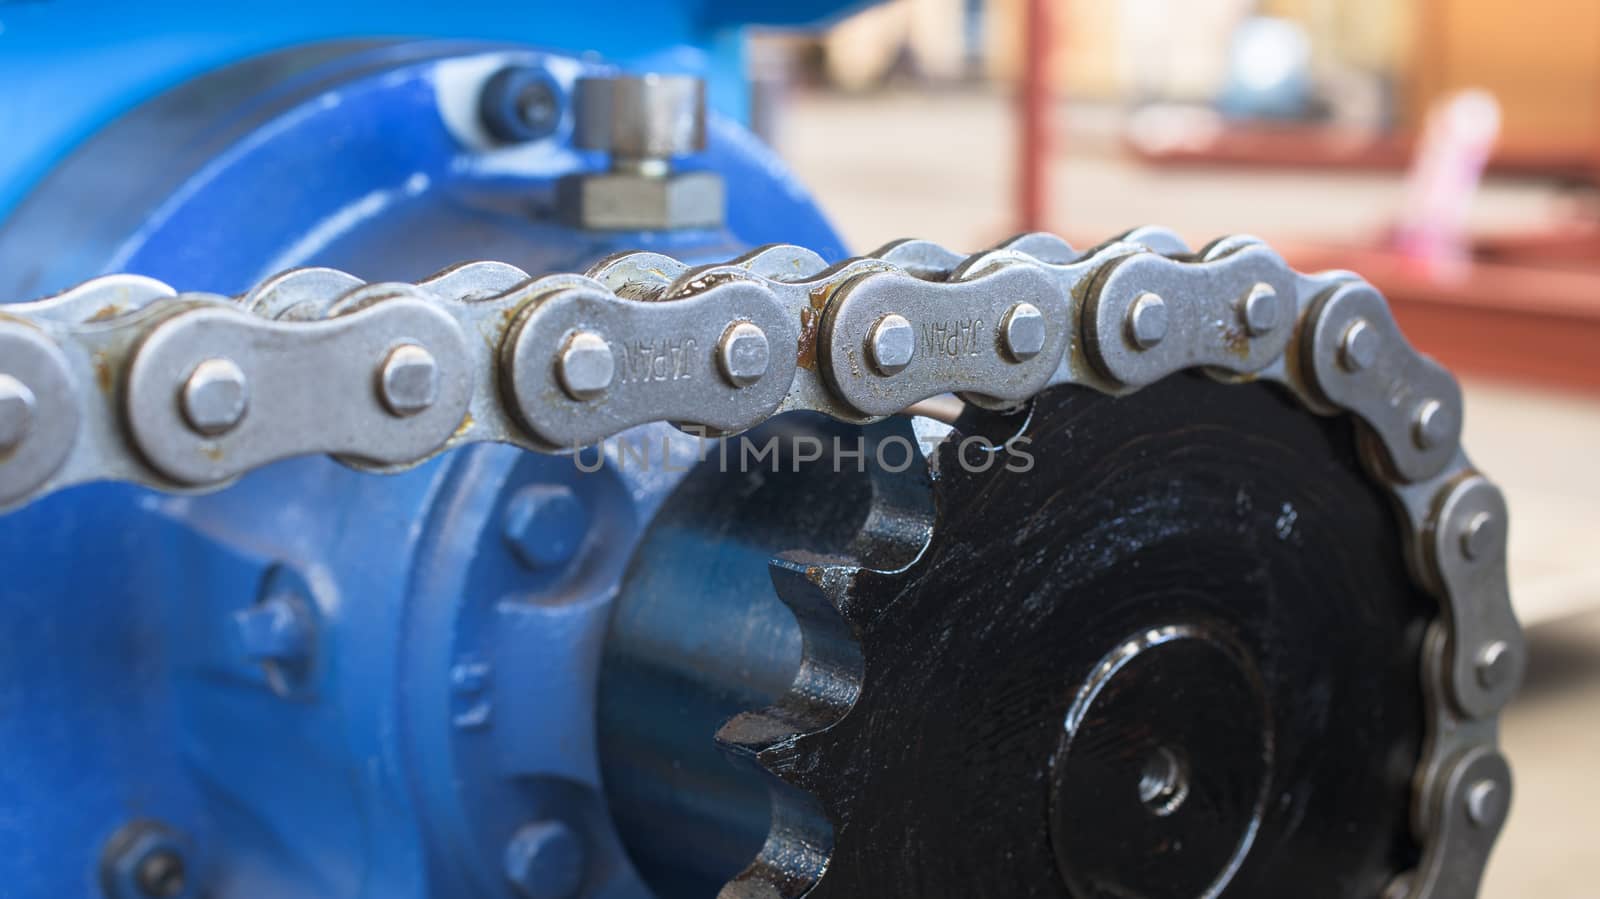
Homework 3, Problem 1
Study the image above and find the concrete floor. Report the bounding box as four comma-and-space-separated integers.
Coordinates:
777, 88, 1600, 897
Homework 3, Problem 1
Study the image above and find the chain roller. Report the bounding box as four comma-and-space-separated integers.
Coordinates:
0, 229, 1522, 897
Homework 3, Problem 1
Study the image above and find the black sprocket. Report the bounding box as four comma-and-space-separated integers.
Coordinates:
718, 374, 1433, 899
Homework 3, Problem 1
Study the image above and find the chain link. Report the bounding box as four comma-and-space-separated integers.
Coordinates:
0, 229, 1521, 896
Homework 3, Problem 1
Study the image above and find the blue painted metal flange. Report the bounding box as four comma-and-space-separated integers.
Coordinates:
0, 39, 846, 899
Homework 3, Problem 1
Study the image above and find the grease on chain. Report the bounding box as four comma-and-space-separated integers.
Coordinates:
0, 231, 1520, 898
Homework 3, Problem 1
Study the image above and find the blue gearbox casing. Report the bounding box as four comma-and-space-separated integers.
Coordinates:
0, 9, 855, 898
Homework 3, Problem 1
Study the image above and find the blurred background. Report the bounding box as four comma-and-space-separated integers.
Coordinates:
745, 1, 1598, 895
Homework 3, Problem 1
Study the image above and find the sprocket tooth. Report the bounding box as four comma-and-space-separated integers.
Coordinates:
765, 551, 868, 631
717, 787, 833, 899
715, 553, 866, 762
711, 553, 871, 899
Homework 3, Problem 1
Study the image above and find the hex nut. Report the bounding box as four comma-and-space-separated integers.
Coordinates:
559, 171, 724, 231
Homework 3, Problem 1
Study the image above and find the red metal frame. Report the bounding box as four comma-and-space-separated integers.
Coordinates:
1288, 243, 1600, 392
1016, 0, 1052, 232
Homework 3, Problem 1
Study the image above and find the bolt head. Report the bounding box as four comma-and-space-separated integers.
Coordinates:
718, 321, 771, 387
867, 313, 916, 376
1412, 398, 1456, 451
181, 358, 249, 436
0, 373, 37, 452
1460, 510, 1498, 562
234, 594, 313, 665
1240, 282, 1279, 336
1001, 302, 1048, 362
1126, 293, 1169, 349
135, 849, 187, 899
480, 66, 563, 144
1476, 640, 1515, 691
1338, 319, 1382, 372
557, 332, 615, 400
1465, 778, 1507, 829
504, 821, 585, 899
101, 822, 196, 899
378, 344, 440, 417
503, 484, 591, 570
515, 82, 561, 136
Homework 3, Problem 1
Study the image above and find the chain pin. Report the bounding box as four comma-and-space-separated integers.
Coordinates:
0, 374, 36, 452
1465, 779, 1506, 829
1001, 302, 1047, 362
557, 331, 615, 401
1240, 282, 1279, 336
717, 322, 770, 387
378, 344, 441, 417
1460, 510, 1497, 561
181, 358, 249, 437
1339, 319, 1382, 372
1412, 399, 1455, 451
1126, 292, 1168, 349
866, 313, 916, 376
1475, 641, 1514, 691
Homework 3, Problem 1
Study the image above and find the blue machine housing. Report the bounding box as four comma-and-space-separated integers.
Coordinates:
0, 19, 854, 899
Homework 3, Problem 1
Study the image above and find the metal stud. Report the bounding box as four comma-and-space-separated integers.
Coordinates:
1465, 779, 1506, 829
1126, 292, 1168, 349
378, 344, 440, 417
502, 484, 591, 570
1338, 319, 1381, 372
717, 321, 770, 387
504, 820, 586, 899
100, 820, 197, 899
866, 313, 916, 376
1460, 510, 1497, 561
0, 374, 36, 452
1412, 398, 1454, 451
181, 358, 249, 436
557, 331, 614, 401
1000, 302, 1047, 362
1475, 640, 1514, 691
1239, 282, 1279, 336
